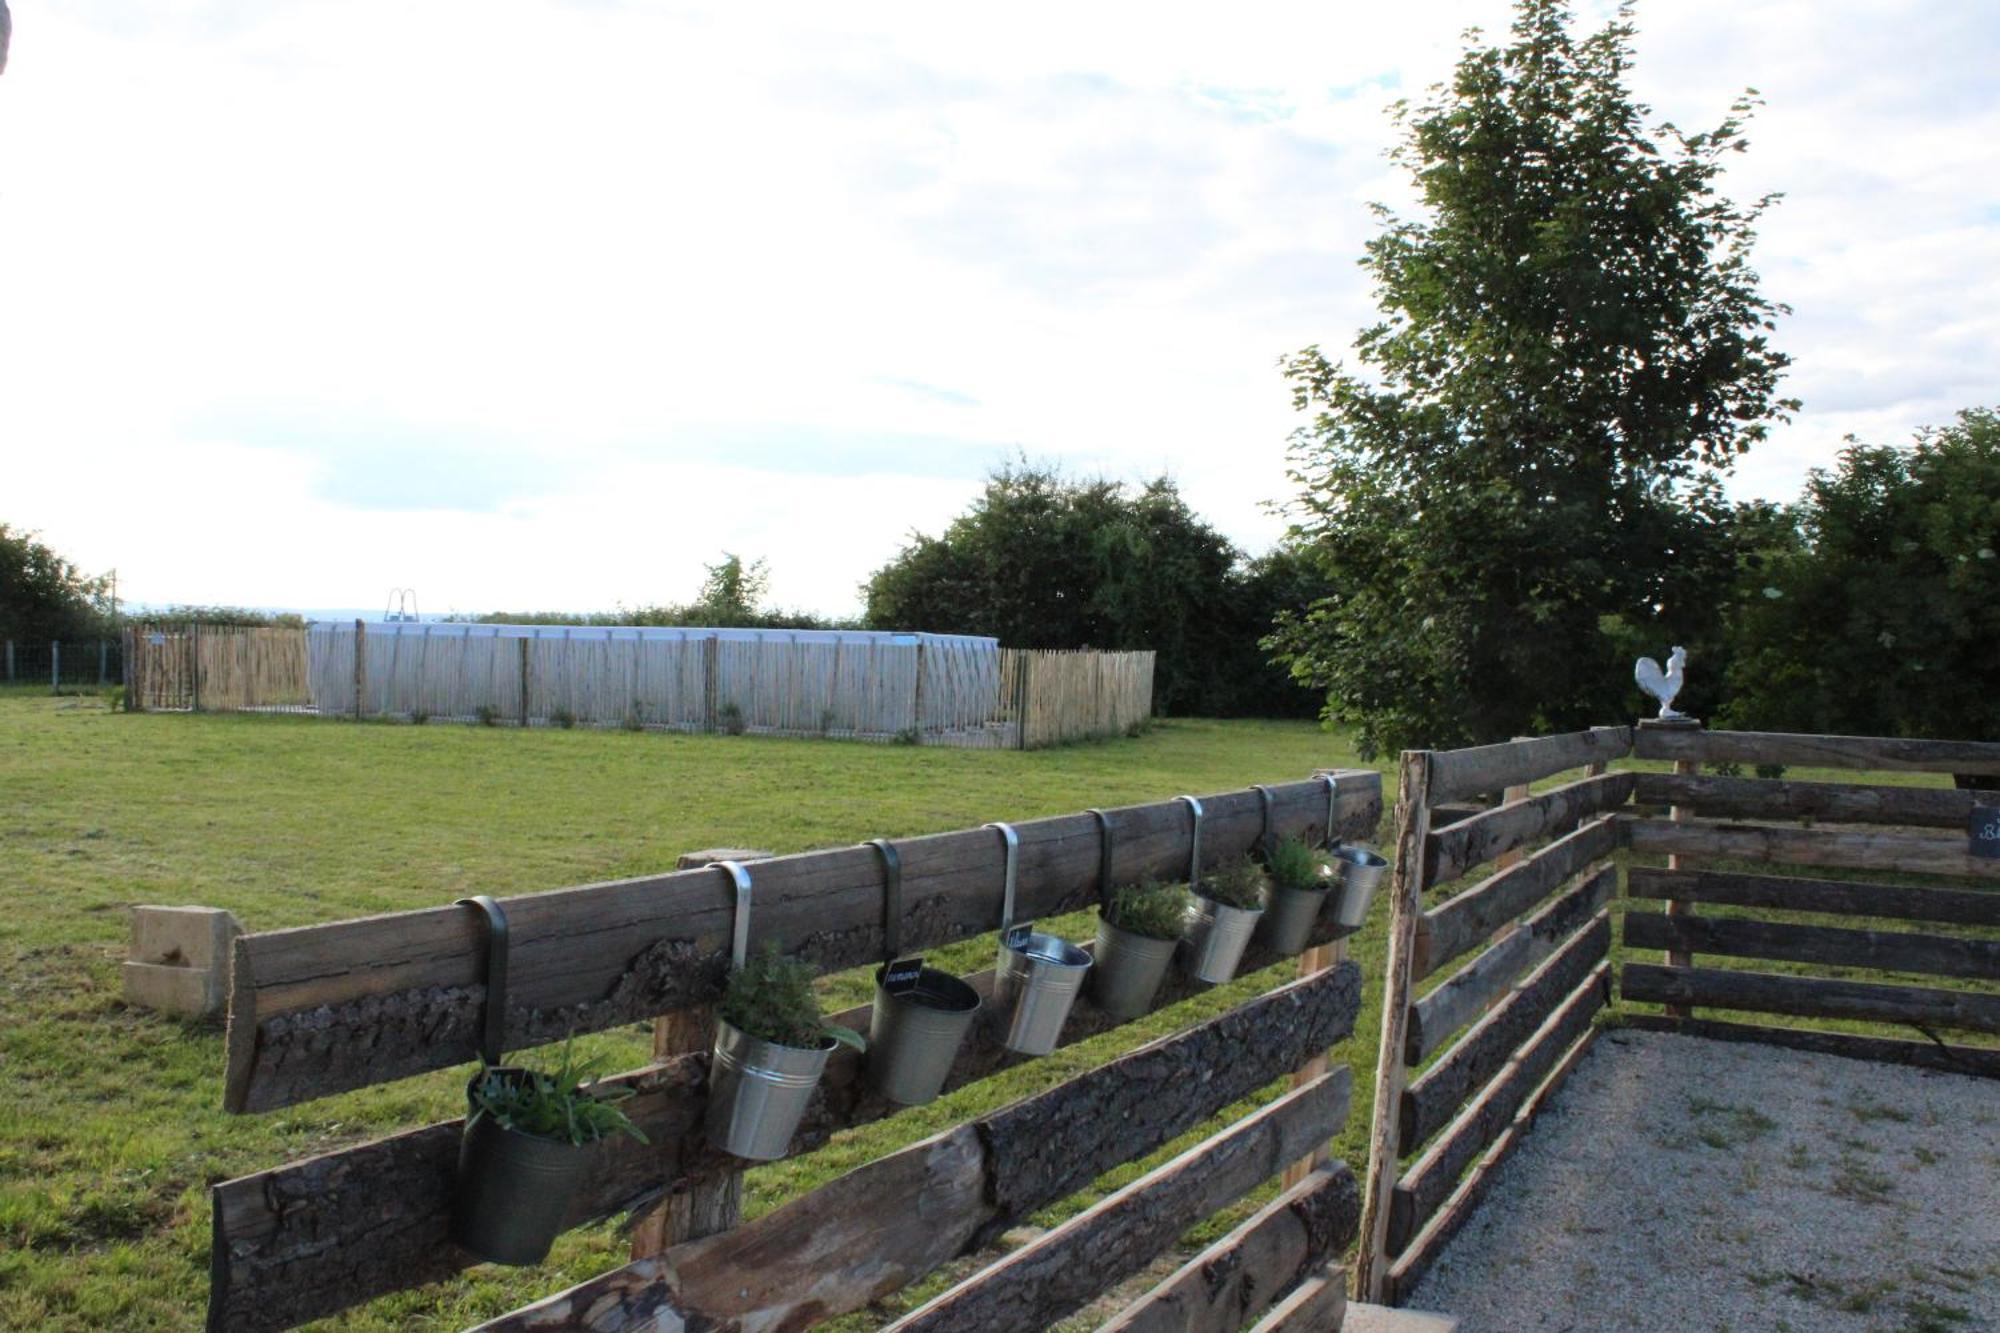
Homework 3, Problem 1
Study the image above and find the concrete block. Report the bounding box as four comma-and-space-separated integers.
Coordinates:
676, 848, 775, 869
122, 959, 223, 1018
130, 904, 241, 968
1343, 1304, 1460, 1332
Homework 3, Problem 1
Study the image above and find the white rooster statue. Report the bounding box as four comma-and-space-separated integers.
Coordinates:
1634, 646, 1688, 720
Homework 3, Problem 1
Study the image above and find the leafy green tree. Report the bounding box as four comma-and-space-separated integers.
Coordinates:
692, 553, 771, 624
0, 524, 110, 642
1269, 0, 1796, 757
1721, 409, 2000, 754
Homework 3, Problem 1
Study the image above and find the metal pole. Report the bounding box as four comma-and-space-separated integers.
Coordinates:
4, 639, 12, 682
51, 641, 60, 690
99, 639, 108, 685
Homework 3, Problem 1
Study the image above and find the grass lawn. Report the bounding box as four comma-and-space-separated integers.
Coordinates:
0, 695, 1392, 1331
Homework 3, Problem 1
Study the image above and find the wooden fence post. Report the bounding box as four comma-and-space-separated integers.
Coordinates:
702, 634, 719, 732
1354, 748, 1433, 1303
911, 640, 928, 741
351, 619, 365, 720
121, 630, 137, 709
50, 640, 60, 691
189, 627, 201, 711
518, 637, 531, 726
1640, 716, 1704, 1018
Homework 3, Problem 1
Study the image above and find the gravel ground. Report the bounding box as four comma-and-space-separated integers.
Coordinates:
1407, 1029, 2000, 1333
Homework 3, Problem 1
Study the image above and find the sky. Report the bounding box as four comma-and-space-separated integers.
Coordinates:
3, 1, 1997, 619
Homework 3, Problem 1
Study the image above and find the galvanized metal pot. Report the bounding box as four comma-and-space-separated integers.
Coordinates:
706, 1018, 834, 1160
451, 1070, 593, 1266
867, 967, 981, 1105
1331, 845, 1390, 930
1184, 892, 1264, 984
1091, 916, 1179, 1019
1259, 875, 1331, 956
995, 932, 1093, 1056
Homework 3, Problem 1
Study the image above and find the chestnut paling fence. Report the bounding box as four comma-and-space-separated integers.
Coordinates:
207, 769, 1386, 1333
1353, 722, 2000, 1306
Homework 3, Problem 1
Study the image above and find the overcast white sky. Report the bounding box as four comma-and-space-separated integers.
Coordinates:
3, 1, 1996, 618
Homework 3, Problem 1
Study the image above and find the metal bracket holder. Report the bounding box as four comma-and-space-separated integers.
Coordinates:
455, 894, 510, 1068
984, 821, 1020, 936
1319, 773, 1341, 851
1088, 808, 1116, 906
869, 838, 903, 961
1177, 794, 1204, 884
1252, 784, 1276, 858
716, 860, 754, 969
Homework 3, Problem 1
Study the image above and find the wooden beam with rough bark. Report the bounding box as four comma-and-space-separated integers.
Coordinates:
1623, 910, 2000, 981
1425, 727, 1632, 806
223, 774, 1381, 1115
1631, 727, 2000, 775
1621, 963, 2000, 1034
1626, 867, 2000, 927
1415, 816, 1620, 981
1626, 818, 2000, 881
1616, 1015, 2000, 1079
1630, 771, 1974, 828
1424, 772, 1634, 887
883, 1071, 1352, 1333
463, 961, 1364, 1333
1097, 1164, 1361, 1333
1244, 1265, 1348, 1333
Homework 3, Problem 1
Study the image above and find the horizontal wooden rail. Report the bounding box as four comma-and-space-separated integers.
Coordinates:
1622, 963, 2000, 1034
1097, 1165, 1360, 1333
1631, 771, 1975, 828
224, 772, 1381, 1113
1415, 816, 1620, 980
471, 962, 1364, 1333
1632, 727, 2000, 775
1245, 1265, 1348, 1332
1384, 1027, 1599, 1305
1627, 867, 2000, 926
1401, 912, 1610, 1152
1424, 771, 1634, 886
1426, 726, 1632, 806
1626, 818, 2000, 881
1406, 866, 1615, 1064
1388, 964, 1608, 1254
883, 1071, 1352, 1333
1618, 1015, 2000, 1080
1624, 911, 2000, 981
208, 939, 1364, 1331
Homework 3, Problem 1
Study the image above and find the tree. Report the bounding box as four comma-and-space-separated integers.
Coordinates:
1721, 409, 2000, 754
0, 524, 110, 643
1269, 0, 1796, 757
692, 553, 771, 624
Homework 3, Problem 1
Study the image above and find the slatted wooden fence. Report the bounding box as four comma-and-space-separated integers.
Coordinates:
207, 769, 1383, 1332
1354, 726, 1632, 1304
1007, 647, 1157, 747
125, 626, 311, 712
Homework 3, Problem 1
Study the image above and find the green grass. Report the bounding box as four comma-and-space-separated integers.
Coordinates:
0, 696, 1392, 1330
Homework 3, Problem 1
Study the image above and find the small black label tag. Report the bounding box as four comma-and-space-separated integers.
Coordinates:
1970, 806, 2000, 859
1004, 922, 1035, 951
884, 956, 926, 993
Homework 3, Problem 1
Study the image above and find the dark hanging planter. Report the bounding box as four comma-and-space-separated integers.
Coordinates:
451, 1068, 596, 1267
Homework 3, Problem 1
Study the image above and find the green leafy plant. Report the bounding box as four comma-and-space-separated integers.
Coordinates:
409, 709, 429, 725
718, 702, 746, 736
1264, 835, 1328, 893
474, 704, 500, 727
721, 943, 866, 1052
892, 726, 921, 746
551, 707, 577, 730
623, 710, 644, 732
466, 1042, 648, 1147
105, 685, 127, 712
1103, 879, 1192, 941
1197, 855, 1267, 910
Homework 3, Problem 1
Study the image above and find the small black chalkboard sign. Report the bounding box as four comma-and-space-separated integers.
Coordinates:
883, 956, 926, 993
1004, 922, 1035, 951
1970, 806, 2000, 859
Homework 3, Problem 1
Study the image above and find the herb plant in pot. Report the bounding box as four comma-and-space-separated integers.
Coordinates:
452, 1042, 647, 1266
708, 944, 866, 1160
1258, 834, 1332, 956
1186, 855, 1267, 983
1091, 879, 1190, 1019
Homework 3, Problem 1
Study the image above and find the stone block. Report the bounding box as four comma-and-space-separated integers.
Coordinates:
130, 904, 241, 968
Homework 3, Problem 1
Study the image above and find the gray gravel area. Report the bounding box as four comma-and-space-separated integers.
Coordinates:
1407, 1029, 2000, 1333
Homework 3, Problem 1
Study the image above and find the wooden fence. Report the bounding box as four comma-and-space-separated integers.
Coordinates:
1006, 647, 1156, 747
208, 769, 1384, 1331
125, 626, 311, 712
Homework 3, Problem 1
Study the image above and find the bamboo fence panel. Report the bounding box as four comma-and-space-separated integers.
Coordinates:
1010, 648, 1156, 747
196, 628, 310, 710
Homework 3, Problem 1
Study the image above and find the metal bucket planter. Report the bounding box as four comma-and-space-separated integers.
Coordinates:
1184, 892, 1264, 984
867, 966, 981, 1105
451, 1070, 594, 1266
1330, 846, 1390, 930
1259, 873, 1331, 956
1091, 916, 1179, 1019
706, 1018, 835, 1161
995, 931, 1093, 1056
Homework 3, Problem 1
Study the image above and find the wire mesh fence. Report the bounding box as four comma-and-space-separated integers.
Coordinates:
1, 638, 124, 690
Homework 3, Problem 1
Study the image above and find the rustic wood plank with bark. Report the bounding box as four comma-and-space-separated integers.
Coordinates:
1424, 772, 1634, 886
1632, 728, 2000, 775
1625, 818, 2000, 881
1426, 726, 1633, 806
1385, 1028, 1598, 1305
466, 962, 1364, 1333
1631, 772, 1975, 828
1244, 1265, 1348, 1333
1620, 963, 2000, 1034
1415, 815, 1619, 981
1097, 1164, 1361, 1333
1616, 1014, 2000, 1080
207, 939, 1363, 1333
1388, 965, 1608, 1253
223, 774, 1381, 1115
1626, 867, 2000, 926
1623, 910, 2000, 981
1405, 866, 1615, 1064
882, 1070, 1352, 1333
1400, 912, 1610, 1152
